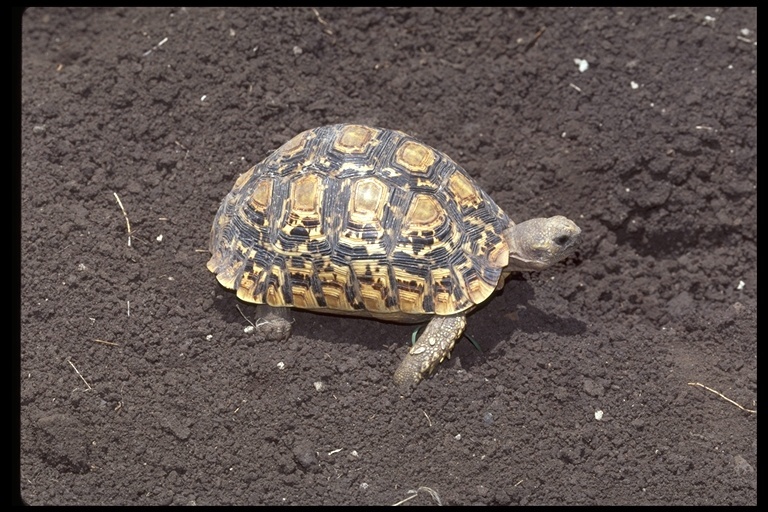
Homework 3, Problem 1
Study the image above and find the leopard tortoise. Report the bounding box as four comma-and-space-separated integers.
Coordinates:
207, 124, 581, 389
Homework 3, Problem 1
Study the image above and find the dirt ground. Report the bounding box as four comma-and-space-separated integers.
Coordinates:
18, 7, 756, 506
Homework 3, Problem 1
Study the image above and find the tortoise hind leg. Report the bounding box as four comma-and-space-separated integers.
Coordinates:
394, 313, 467, 389
253, 304, 293, 342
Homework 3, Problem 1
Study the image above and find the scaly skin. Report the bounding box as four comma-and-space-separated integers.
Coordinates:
394, 314, 468, 389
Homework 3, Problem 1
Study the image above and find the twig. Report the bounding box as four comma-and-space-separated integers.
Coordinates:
422, 410, 432, 427
113, 192, 132, 247
67, 359, 92, 391
311, 7, 334, 36
311, 7, 327, 25
688, 382, 756, 413
174, 140, 190, 160
143, 36, 168, 57
93, 339, 119, 346
525, 27, 546, 50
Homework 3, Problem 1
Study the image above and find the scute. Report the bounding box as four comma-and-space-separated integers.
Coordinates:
395, 140, 436, 173
333, 124, 379, 154
208, 124, 512, 319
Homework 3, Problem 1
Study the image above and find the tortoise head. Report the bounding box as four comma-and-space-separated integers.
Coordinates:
502, 215, 581, 272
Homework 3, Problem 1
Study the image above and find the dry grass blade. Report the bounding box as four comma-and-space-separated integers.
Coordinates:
688, 382, 756, 413
67, 358, 92, 391
113, 192, 132, 247
392, 486, 442, 506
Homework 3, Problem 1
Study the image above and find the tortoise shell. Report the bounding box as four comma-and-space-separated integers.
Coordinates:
207, 124, 512, 321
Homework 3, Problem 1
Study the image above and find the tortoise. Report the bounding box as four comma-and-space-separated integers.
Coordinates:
207, 124, 581, 389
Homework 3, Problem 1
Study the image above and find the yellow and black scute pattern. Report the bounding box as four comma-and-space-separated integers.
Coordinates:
208, 124, 512, 319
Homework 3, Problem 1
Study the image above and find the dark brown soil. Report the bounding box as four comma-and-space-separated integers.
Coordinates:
19, 7, 756, 505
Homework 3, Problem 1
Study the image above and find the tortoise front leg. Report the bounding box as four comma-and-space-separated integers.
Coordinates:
394, 313, 467, 389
